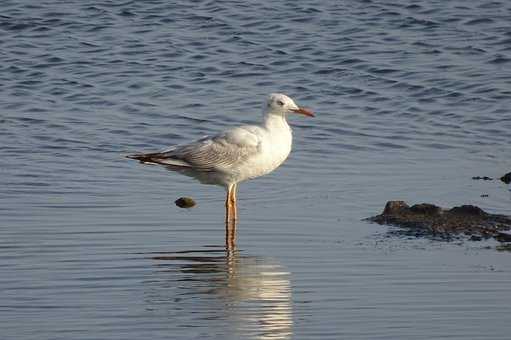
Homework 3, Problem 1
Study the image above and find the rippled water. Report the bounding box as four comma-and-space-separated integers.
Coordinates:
1, 0, 511, 339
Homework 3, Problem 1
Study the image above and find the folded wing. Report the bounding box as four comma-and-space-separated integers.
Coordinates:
127, 126, 263, 172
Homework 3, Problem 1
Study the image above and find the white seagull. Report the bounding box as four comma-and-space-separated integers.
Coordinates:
127, 93, 314, 247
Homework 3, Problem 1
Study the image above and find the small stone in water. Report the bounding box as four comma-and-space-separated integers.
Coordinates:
472, 176, 493, 181
175, 197, 196, 208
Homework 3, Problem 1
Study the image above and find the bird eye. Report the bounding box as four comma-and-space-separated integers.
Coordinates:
276, 100, 284, 106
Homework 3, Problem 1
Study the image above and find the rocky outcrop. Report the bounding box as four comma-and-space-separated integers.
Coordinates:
368, 201, 511, 242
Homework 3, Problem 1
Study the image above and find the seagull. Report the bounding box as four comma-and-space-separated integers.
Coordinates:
127, 93, 314, 247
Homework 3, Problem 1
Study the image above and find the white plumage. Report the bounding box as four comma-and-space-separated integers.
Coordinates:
127, 93, 314, 247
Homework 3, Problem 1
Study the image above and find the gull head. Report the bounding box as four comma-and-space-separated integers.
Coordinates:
265, 93, 314, 117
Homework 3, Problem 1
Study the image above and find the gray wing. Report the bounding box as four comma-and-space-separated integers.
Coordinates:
128, 126, 263, 172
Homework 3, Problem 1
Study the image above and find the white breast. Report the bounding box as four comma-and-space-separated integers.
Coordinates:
234, 117, 292, 182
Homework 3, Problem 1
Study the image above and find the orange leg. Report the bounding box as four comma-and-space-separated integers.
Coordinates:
231, 183, 238, 223
225, 184, 238, 249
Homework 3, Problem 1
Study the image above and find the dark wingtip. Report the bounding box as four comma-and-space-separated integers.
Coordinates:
126, 153, 144, 162
126, 153, 162, 164
126, 154, 141, 161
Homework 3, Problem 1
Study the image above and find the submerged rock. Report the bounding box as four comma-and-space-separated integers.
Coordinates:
368, 201, 511, 242
175, 197, 196, 208
496, 243, 511, 252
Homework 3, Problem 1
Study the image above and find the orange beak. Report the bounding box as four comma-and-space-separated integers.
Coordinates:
291, 107, 315, 117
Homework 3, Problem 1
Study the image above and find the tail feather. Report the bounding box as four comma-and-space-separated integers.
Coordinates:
126, 152, 191, 167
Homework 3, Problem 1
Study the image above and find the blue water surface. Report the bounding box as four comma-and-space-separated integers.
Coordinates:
1, 1, 511, 339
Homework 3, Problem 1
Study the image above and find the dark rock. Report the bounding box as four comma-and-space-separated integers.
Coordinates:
501, 172, 511, 184
175, 197, 196, 208
449, 205, 486, 217
495, 232, 511, 243
367, 201, 511, 243
383, 200, 409, 215
472, 176, 493, 181
409, 203, 442, 215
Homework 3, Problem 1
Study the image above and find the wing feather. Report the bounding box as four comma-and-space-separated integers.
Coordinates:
128, 126, 263, 172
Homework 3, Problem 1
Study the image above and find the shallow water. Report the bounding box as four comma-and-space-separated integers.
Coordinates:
1, 0, 511, 339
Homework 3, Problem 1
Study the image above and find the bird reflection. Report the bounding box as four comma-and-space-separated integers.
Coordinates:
145, 247, 293, 339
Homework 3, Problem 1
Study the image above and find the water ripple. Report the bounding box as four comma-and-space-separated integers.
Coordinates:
1, 0, 511, 339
